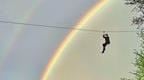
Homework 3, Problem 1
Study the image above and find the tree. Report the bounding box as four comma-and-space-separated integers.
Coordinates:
124, 0, 144, 80
133, 31, 144, 80
125, 0, 144, 29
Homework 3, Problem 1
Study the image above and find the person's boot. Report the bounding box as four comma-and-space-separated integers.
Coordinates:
102, 48, 105, 53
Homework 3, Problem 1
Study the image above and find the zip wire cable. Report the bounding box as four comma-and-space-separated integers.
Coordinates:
0, 20, 140, 33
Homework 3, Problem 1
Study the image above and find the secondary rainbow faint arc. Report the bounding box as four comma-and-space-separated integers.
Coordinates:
0, 0, 45, 67
41, 0, 109, 80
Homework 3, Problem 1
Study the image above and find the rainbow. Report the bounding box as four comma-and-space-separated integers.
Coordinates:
41, 0, 109, 80
0, 0, 45, 67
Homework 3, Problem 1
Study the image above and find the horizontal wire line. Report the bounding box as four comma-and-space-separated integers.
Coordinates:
0, 20, 139, 32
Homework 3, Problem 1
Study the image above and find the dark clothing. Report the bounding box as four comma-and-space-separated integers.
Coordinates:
103, 35, 110, 44
102, 34, 110, 53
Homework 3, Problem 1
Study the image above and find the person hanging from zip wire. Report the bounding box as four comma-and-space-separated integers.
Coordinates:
102, 32, 110, 53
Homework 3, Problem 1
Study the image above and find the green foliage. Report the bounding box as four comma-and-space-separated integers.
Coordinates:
133, 30, 144, 80
124, 0, 144, 80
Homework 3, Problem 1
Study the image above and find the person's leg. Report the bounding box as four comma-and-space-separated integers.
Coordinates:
102, 43, 106, 53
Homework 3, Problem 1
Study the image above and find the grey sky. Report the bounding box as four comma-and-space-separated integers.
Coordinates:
0, 0, 99, 80
50, 0, 138, 80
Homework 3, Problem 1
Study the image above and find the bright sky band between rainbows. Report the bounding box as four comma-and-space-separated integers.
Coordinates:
40, 0, 109, 80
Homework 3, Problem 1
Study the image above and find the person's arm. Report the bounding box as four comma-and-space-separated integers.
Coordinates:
106, 34, 109, 37
103, 34, 105, 38
103, 34, 107, 38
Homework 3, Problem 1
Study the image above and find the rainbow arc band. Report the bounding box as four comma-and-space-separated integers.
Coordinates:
40, 0, 109, 80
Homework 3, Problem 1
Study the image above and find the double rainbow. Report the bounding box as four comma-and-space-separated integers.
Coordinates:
41, 0, 109, 80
